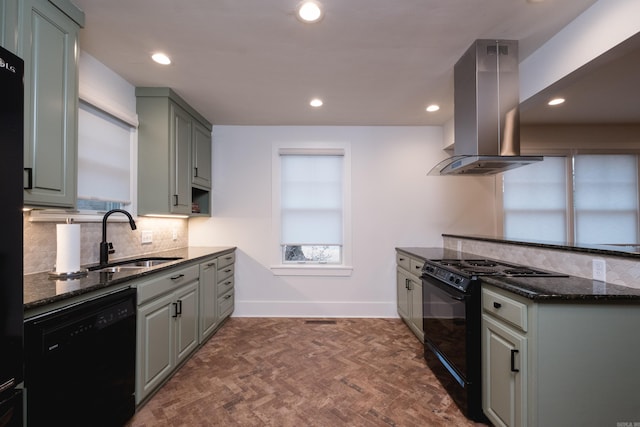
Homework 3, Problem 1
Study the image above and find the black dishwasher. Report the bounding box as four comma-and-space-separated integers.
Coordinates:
24, 287, 136, 427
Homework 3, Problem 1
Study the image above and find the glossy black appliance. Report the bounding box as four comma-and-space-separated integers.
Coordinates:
24, 288, 137, 426
422, 258, 565, 421
0, 45, 25, 427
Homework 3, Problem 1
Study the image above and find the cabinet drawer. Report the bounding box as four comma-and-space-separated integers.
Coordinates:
218, 289, 234, 318
217, 276, 234, 295
217, 264, 234, 282
137, 264, 199, 305
396, 252, 411, 271
482, 287, 528, 332
409, 258, 425, 277
218, 252, 235, 269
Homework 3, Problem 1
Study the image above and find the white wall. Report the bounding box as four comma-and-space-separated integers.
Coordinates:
520, 0, 640, 103
189, 126, 497, 317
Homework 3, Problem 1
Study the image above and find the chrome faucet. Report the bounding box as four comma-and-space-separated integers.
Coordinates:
100, 209, 137, 266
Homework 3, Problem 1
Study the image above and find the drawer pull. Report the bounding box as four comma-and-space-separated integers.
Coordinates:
224, 281, 232, 286
224, 269, 232, 273
225, 256, 232, 260
510, 349, 519, 372
224, 294, 232, 300
493, 302, 502, 309
399, 257, 405, 261
170, 273, 185, 280
206, 262, 216, 267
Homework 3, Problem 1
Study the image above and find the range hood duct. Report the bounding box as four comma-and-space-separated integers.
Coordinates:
430, 39, 542, 176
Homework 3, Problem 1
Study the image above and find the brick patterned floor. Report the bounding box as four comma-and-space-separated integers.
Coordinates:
127, 317, 486, 427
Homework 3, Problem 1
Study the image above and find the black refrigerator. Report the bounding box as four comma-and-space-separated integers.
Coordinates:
0, 45, 25, 426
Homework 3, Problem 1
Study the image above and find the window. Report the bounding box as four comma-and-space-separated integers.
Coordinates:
77, 101, 134, 211
272, 145, 352, 275
502, 154, 640, 245
503, 156, 567, 241
574, 155, 638, 244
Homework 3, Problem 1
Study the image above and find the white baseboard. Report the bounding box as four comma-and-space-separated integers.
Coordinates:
233, 300, 398, 318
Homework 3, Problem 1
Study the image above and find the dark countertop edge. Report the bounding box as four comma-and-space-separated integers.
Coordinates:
443, 234, 640, 260
24, 246, 236, 311
396, 246, 640, 302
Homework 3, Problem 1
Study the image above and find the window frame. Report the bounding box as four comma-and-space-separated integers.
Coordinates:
499, 152, 640, 245
271, 142, 353, 276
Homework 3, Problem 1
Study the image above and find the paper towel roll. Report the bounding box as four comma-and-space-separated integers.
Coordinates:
56, 224, 81, 273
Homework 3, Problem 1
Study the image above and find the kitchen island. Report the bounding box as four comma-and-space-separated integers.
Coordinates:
398, 246, 640, 426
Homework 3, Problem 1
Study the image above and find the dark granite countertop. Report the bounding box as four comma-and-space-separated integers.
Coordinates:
24, 246, 236, 311
443, 234, 640, 260
396, 247, 640, 302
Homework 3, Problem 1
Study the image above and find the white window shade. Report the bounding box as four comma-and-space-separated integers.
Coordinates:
77, 102, 132, 204
280, 153, 343, 245
503, 156, 567, 241
574, 155, 638, 244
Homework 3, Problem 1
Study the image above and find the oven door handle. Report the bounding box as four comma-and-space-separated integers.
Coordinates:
449, 294, 466, 301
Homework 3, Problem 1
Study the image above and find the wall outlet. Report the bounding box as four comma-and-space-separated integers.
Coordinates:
141, 230, 153, 244
592, 259, 606, 282
172, 229, 178, 241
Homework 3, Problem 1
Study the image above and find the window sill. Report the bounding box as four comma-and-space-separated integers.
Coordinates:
270, 265, 353, 277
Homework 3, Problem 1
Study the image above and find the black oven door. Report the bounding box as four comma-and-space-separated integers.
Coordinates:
422, 275, 468, 386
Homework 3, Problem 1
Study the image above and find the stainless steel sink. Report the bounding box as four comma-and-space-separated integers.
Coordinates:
89, 257, 183, 272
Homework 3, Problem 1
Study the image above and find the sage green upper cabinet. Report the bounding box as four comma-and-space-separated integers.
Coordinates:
192, 121, 212, 189
136, 88, 212, 216
1, 0, 84, 208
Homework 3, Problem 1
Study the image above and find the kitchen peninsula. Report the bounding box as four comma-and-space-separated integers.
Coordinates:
398, 244, 640, 426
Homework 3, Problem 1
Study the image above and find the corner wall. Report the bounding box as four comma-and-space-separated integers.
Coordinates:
189, 125, 498, 317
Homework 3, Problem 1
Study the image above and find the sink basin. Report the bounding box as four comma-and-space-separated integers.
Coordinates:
89, 257, 183, 272
97, 265, 147, 273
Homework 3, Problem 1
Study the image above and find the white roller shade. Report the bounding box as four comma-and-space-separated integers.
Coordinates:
77, 102, 132, 204
280, 153, 343, 245
574, 154, 638, 244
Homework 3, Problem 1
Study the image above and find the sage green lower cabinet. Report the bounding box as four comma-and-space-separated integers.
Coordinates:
395, 251, 423, 342
198, 257, 218, 342
482, 284, 640, 426
217, 252, 235, 319
136, 264, 199, 405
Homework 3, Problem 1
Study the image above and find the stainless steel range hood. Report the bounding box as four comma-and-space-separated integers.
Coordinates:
430, 40, 542, 176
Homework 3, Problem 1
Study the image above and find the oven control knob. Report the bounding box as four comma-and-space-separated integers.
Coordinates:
455, 278, 461, 284
449, 276, 454, 282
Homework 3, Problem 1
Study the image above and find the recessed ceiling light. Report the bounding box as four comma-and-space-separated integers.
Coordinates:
548, 98, 565, 106
426, 104, 440, 112
297, 1, 323, 23
310, 98, 323, 107
151, 53, 171, 65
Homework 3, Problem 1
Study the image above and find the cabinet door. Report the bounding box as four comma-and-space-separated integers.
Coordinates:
170, 103, 192, 214
409, 278, 423, 338
199, 259, 218, 342
483, 314, 527, 427
137, 292, 174, 404
22, 0, 78, 208
175, 281, 199, 365
396, 269, 410, 320
192, 122, 211, 189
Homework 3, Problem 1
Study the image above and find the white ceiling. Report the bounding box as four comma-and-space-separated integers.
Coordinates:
73, 0, 601, 126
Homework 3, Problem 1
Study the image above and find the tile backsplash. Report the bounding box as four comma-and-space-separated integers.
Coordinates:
24, 212, 188, 274
444, 236, 640, 289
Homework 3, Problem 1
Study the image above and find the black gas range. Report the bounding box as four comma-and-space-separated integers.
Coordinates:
421, 257, 565, 422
